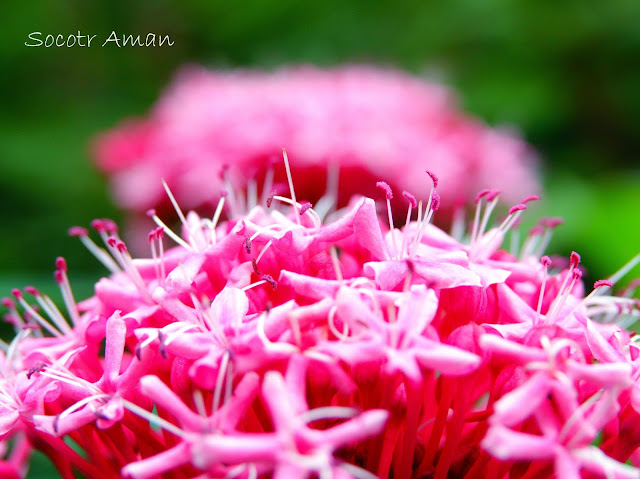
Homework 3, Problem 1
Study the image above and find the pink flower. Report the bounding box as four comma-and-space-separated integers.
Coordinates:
2, 156, 639, 478
93, 65, 539, 239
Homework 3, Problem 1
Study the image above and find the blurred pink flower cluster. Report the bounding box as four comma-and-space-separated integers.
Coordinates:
2, 158, 639, 478
93, 65, 539, 228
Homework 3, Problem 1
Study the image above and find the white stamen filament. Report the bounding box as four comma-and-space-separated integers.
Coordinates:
149, 214, 193, 251
601, 253, 640, 294
327, 307, 351, 341
162, 179, 192, 244
110, 248, 153, 303
260, 166, 275, 206
470, 197, 484, 245
256, 311, 298, 354
384, 197, 398, 259
330, 247, 343, 282
34, 294, 72, 335
249, 224, 284, 242
272, 196, 321, 228
14, 296, 61, 337
192, 389, 207, 418
57, 270, 81, 326
401, 203, 413, 258
255, 240, 273, 265
241, 280, 268, 292
282, 149, 301, 226
77, 235, 120, 273
546, 272, 580, 324
300, 406, 359, 423
211, 195, 226, 234
247, 178, 258, 210
537, 264, 549, 319
339, 461, 386, 479
212, 351, 230, 415
57, 393, 111, 424
122, 399, 185, 438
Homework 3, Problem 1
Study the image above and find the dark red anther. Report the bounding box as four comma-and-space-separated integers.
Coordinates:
299, 202, 312, 215
90, 219, 106, 232
570, 251, 581, 268
540, 217, 564, 228
26, 362, 46, 379
68, 226, 88, 237
266, 190, 277, 208
402, 191, 417, 208
157, 331, 168, 359
522, 195, 540, 204
56, 257, 67, 272
252, 259, 261, 276
1, 298, 15, 308
376, 181, 393, 200
529, 225, 544, 236
244, 236, 252, 254
11, 288, 23, 299
474, 189, 491, 203
107, 237, 118, 248
508, 204, 527, 215
405, 259, 415, 274
155, 227, 164, 240
218, 163, 230, 180
116, 240, 128, 253
425, 170, 438, 188
486, 189, 501, 202
94, 409, 111, 421
431, 191, 441, 211
572, 268, 583, 281
24, 286, 39, 296
103, 219, 118, 234
54, 270, 64, 284
262, 274, 278, 291
541, 256, 552, 267
594, 279, 613, 289
148, 229, 157, 243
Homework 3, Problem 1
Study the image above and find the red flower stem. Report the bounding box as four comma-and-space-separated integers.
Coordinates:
417, 376, 454, 475
376, 415, 403, 478
393, 379, 423, 479
32, 430, 114, 479
462, 451, 490, 479
98, 423, 137, 465
120, 410, 167, 456
519, 460, 553, 479
434, 378, 473, 479
78, 426, 117, 475
367, 373, 399, 473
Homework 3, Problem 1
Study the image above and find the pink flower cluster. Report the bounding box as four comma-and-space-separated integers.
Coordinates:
1, 158, 639, 479
93, 66, 539, 224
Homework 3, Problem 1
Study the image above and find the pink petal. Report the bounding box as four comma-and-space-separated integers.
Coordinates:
482, 425, 556, 461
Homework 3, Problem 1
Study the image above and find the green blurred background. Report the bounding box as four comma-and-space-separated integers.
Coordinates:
1, 1, 640, 474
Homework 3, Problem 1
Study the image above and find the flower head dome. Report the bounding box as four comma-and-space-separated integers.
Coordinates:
2, 157, 638, 479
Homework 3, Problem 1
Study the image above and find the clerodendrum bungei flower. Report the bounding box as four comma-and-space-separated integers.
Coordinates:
93, 66, 539, 236
2, 152, 640, 479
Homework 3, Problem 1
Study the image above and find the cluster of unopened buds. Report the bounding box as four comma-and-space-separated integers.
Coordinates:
1, 152, 640, 479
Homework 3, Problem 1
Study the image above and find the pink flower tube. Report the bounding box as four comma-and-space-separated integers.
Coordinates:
93, 65, 539, 228
2, 158, 637, 478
